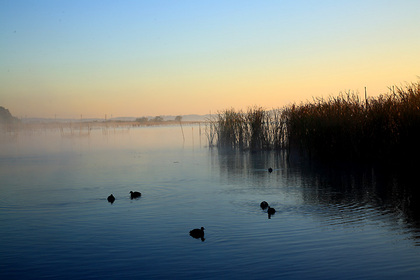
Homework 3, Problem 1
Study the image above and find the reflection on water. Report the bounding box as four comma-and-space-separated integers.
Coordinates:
215, 148, 420, 243
301, 162, 420, 235
1, 125, 420, 279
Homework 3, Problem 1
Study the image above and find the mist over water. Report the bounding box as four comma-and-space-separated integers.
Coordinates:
1, 124, 420, 279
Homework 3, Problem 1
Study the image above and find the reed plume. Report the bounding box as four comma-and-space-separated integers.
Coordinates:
209, 81, 420, 163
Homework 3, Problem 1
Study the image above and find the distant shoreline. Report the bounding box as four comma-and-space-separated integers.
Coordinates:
17, 114, 211, 124
1, 119, 207, 131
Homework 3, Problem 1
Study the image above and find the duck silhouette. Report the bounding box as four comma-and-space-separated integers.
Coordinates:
260, 201, 269, 210
107, 194, 115, 204
189, 227, 205, 241
268, 167, 273, 173
130, 191, 141, 199
267, 206, 276, 219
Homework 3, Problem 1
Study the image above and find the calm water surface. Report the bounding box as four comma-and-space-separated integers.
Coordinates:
1, 125, 419, 279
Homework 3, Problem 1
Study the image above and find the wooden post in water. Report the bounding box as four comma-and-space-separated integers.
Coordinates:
199, 122, 202, 147
192, 127, 194, 148
179, 120, 185, 142
80, 114, 83, 135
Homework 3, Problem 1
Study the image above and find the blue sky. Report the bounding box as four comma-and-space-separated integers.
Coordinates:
1, 1, 419, 118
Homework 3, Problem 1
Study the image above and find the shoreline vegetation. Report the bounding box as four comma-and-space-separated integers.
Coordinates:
0, 115, 203, 138
0, 120, 203, 139
2, 80, 420, 165
207, 81, 420, 164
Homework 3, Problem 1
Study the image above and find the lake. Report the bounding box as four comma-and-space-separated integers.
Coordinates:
1, 124, 420, 279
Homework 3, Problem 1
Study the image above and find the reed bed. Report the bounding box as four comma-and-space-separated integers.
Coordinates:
208, 81, 420, 163
206, 106, 288, 151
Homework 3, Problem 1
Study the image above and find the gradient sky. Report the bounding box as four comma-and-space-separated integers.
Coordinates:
1, 0, 420, 119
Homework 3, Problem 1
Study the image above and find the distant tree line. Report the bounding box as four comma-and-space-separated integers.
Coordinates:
0, 106, 19, 124
135, 115, 182, 123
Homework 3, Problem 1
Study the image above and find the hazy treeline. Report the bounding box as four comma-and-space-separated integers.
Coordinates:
135, 115, 182, 123
0, 106, 19, 124
207, 81, 420, 163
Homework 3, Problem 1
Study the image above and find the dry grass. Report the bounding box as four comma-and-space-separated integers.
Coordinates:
206, 107, 288, 151
287, 82, 420, 162
209, 81, 420, 163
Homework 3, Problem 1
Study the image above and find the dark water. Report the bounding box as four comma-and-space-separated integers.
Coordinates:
1, 125, 419, 279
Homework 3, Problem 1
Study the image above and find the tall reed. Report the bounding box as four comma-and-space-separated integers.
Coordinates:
207, 107, 288, 151
286, 82, 420, 162
209, 81, 420, 163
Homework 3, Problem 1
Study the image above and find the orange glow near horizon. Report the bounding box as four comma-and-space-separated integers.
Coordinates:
1, 1, 419, 119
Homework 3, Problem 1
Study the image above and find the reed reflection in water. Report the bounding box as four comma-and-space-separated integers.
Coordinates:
214, 148, 420, 243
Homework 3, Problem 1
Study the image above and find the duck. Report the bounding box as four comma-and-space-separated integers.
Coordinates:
189, 227, 205, 241
260, 201, 269, 210
130, 191, 141, 199
268, 167, 273, 173
107, 194, 115, 204
267, 206, 276, 215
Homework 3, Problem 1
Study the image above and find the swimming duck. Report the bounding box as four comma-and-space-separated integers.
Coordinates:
130, 191, 141, 199
107, 194, 115, 204
267, 206, 276, 215
268, 167, 273, 173
189, 227, 205, 241
260, 201, 269, 210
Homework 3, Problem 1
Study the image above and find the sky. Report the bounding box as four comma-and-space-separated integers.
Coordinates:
1, 0, 420, 119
